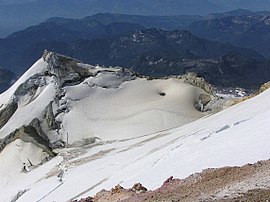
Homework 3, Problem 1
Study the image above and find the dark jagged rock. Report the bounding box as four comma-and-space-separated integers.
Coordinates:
43, 101, 60, 130
111, 185, 124, 195
0, 102, 18, 129
199, 94, 211, 106
29, 118, 51, 145
43, 51, 91, 86
13, 73, 47, 103
132, 183, 147, 193
259, 81, 270, 93
0, 121, 55, 156
179, 72, 215, 95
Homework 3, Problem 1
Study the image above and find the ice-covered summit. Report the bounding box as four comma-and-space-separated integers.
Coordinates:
0, 51, 214, 153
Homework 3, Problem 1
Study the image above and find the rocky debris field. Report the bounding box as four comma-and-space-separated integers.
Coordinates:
75, 159, 270, 202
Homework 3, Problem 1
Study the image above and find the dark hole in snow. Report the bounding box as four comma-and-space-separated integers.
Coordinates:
159, 92, 166, 96
61, 107, 67, 111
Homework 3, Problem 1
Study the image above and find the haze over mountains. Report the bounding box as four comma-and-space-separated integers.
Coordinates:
189, 10, 270, 57
1, 0, 270, 37
2, 10, 270, 91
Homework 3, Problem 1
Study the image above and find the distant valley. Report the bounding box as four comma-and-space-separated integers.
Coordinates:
189, 9, 270, 57
1, 11, 270, 91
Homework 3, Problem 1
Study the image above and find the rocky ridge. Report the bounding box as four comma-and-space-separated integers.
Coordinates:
0, 51, 137, 155
76, 159, 270, 202
0, 51, 221, 157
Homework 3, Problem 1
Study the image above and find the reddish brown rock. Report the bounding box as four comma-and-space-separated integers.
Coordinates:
111, 184, 124, 195
75, 159, 270, 202
132, 183, 147, 193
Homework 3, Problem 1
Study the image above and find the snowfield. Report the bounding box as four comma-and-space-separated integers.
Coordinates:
0, 52, 206, 143
61, 77, 204, 143
0, 52, 269, 201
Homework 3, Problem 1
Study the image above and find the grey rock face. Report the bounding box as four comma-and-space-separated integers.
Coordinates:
0, 120, 55, 156
12, 73, 47, 105
0, 102, 18, 129
29, 118, 50, 144
199, 94, 211, 106
180, 72, 215, 95
194, 93, 212, 112
43, 101, 60, 130
43, 50, 90, 86
259, 81, 270, 93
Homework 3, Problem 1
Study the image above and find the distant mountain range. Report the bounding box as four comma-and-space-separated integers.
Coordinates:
189, 9, 270, 57
0, 69, 15, 92
45, 13, 201, 31
0, 0, 35, 4
0, 23, 267, 88
2, 10, 270, 91
0, 20, 145, 74
1, 0, 270, 37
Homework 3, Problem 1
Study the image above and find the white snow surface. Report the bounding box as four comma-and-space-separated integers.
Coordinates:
0, 86, 269, 201
0, 58, 47, 106
0, 54, 269, 201
61, 77, 204, 143
0, 55, 206, 143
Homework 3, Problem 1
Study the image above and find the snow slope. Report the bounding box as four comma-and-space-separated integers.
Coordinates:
61, 77, 204, 143
0, 58, 47, 106
0, 51, 215, 201
1, 82, 270, 201
1, 51, 269, 201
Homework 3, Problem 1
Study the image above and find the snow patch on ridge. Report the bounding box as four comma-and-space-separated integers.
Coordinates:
0, 51, 211, 147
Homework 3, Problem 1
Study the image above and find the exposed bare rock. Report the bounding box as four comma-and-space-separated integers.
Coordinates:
177, 72, 225, 112
0, 119, 55, 156
132, 183, 147, 193
0, 102, 17, 129
74, 196, 94, 202
80, 159, 270, 202
43, 101, 60, 130
230, 80, 270, 106
194, 93, 212, 111
216, 189, 270, 202
43, 50, 89, 86
89, 185, 133, 202
259, 81, 270, 93
180, 72, 215, 95
29, 118, 51, 145
112, 185, 125, 195
13, 73, 46, 103
199, 93, 211, 106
